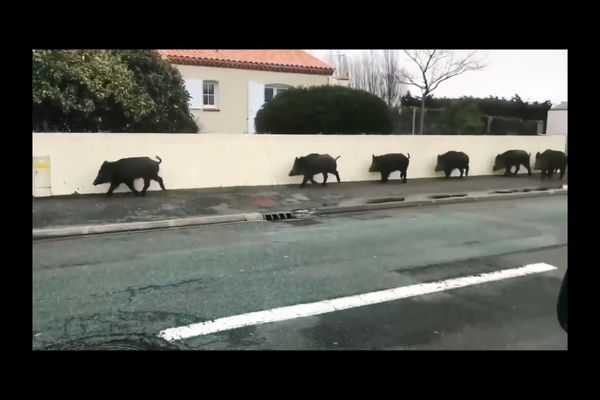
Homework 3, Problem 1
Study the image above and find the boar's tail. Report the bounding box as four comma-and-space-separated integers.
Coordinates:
335, 156, 341, 161
155, 156, 162, 164
407, 153, 410, 160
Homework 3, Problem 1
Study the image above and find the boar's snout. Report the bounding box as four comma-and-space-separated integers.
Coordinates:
289, 158, 301, 176
368, 155, 378, 172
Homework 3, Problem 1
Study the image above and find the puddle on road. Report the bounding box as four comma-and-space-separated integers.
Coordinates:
53, 335, 181, 351
284, 193, 310, 204
280, 219, 322, 226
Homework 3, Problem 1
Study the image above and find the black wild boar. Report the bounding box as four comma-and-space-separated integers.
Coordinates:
493, 150, 531, 176
93, 156, 166, 196
435, 151, 470, 178
369, 153, 410, 183
533, 150, 567, 180
288, 153, 341, 188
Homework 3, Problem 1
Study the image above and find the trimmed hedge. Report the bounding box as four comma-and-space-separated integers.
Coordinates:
441, 101, 486, 135
255, 86, 393, 134
489, 116, 539, 135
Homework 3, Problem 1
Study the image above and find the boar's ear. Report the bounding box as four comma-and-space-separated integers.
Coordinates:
295, 157, 298, 161
536, 152, 540, 157
372, 154, 375, 159
102, 161, 108, 166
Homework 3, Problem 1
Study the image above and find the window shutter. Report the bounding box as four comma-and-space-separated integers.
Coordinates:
186, 79, 204, 110
247, 81, 265, 134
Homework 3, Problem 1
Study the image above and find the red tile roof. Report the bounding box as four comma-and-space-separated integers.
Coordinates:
157, 50, 334, 75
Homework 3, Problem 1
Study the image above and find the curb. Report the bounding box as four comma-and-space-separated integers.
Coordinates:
33, 212, 265, 240
33, 187, 567, 240
312, 188, 567, 215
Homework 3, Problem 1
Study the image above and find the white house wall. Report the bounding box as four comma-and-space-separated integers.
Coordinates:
546, 109, 568, 136
175, 64, 330, 134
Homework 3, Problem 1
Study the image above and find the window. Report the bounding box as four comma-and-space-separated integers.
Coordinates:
203, 81, 219, 109
264, 84, 291, 102
264, 87, 274, 103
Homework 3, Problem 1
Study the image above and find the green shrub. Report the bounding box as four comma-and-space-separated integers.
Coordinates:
441, 101, 486, 135
255, 85, 393, 134
32, 50, 198, 133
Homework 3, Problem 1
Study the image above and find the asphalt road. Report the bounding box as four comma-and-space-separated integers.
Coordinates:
32, 196, 567, 350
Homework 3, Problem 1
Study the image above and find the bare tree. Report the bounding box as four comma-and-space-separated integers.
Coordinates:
348, 50, 406, 107
325, 50, 348, 79
380, 50, 404, 108
364, 50, 381, 95
348, 51, 380, 96
398, 50, 487, 134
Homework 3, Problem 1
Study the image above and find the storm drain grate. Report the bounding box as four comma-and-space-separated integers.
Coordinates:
263, 212, 296, 221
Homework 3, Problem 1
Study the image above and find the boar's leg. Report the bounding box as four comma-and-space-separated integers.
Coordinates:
465, 165, 469, 177
504, 165, 511, 176
542, 169, 552, 179
334, 171, 341, 183
514, 164, 521, 175
401, 169, 407, 183
301, 175, 310, 188
322, 172, 328, 185
310, 176, 318, 184
141, 178, 151, 195
381, 171, 389, 183
459, 168, 465, 178
107, 182, 120, 196
444, 169, 451, 178
525, 162, 532, 176
125, 180, 139, 196
154, 175, 166, 190
559, 168, 565, 180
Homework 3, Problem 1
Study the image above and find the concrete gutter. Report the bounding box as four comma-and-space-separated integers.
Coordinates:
313, 188, 567, 215
33, 213, 265, 240
33, 187, 567, 240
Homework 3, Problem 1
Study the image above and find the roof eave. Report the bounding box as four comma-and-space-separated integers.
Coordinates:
165, 56, 334, 76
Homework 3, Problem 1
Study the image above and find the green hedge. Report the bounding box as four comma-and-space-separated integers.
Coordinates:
488, 116, 539, 135
441, 101, 486, 135
255, 86, 393, 134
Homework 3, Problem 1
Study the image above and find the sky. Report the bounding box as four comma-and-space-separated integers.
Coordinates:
308, 50, 567, 106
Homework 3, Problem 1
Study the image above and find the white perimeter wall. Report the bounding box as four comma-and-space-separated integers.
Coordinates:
33, 133, 566, 196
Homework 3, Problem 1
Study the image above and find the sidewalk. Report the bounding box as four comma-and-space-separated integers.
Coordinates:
33, 175, 567, 230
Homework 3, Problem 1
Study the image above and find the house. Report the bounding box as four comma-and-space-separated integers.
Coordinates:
157, 50, 347, 134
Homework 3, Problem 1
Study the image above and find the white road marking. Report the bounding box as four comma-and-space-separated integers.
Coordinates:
157, 262, 557, 342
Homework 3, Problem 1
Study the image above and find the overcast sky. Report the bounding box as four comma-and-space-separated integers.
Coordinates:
308, 50, 567, 106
